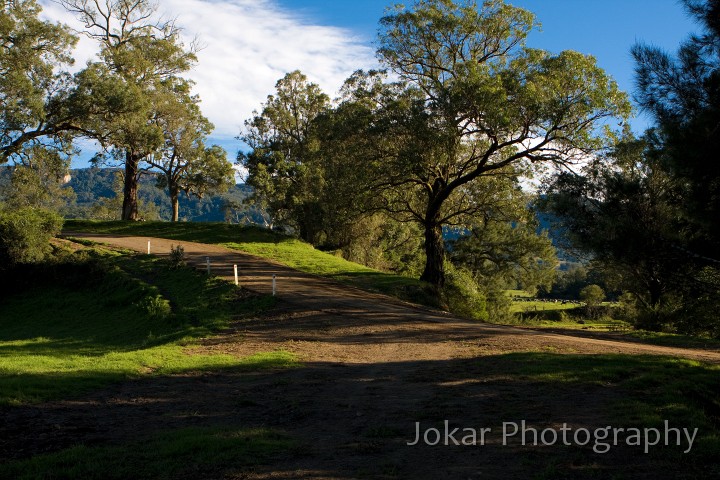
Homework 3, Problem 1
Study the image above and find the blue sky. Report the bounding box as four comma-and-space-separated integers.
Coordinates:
40, 0, 697, 168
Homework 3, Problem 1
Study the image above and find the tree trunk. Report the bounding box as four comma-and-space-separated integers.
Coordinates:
420, 221, 445, 288
298, 205, 317, 244
648, 277, 663, 309
122, 151, 141, 221
170, 188, 179, 222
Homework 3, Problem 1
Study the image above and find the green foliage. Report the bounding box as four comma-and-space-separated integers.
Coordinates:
58, 0, 200, 220
0, 207, 62, 267
136, 293, 171, 320
238, 1, 628, 290
541, 138, 691, 326
327, 213, 425, 276
542, 264, 592, 300
440, 263, 488, 320
239, 70, 330, 242
148, 81, 234, 221
580, 284, 605, 306
0, 145, 75, 211
331, 0, 630, 288
615, 291, 639, 320
449, 176, 557, 295
168, 243, 186, 269
633, 0, 720, 257
0, 0, 80, 164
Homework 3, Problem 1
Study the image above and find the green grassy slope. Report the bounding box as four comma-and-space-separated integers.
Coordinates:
0, 246, 294, 405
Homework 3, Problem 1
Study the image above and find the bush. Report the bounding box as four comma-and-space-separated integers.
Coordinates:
579, 284, 605, 306
0, 243, 108, 293
484, 287, 514, 323
614, 292, 638, 321
441, 263, 488, 321
0, 207, 63, 268
137, 294, 172, 320
168, 244, 186, 269
547, 309, 570, 322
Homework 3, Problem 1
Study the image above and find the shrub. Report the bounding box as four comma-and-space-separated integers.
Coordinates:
546, 309, 570, 322
614, 292, 638, 321
579, 284, 605, 306
0, 207, 63, 268
137, 294, 172, 320
484, 287, 514, 323
441, 263, 488, 321
168, 244, 186, 269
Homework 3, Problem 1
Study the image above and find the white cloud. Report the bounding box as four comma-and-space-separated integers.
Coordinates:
39, 0, 378, 152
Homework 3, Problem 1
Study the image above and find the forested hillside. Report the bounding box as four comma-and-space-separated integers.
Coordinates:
65, 168, 260, 223
0, 166, 260, 223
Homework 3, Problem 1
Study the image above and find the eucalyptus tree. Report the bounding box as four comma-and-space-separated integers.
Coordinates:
239, 70, 330, 242
146, 81, 234, 221
0, 0, 84, 164
59, 0, 197, 220
351, 0, 632, 288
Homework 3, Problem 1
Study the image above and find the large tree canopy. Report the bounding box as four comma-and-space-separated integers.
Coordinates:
632, 0, 720, 259
346, 0, 631, 288
239, 70, 330, 242
59, 0, 198, 221
0, 0, 83, 164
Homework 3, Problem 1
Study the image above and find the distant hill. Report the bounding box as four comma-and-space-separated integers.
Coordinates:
63, 167, 263, 223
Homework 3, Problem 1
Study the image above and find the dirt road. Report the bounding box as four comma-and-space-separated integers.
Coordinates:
68, 234, 720, 364
3, 234, 718, 479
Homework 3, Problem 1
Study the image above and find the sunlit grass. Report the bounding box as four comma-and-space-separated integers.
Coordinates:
64, 220, 435, 305
509, 300, 582, 314
0, 249, 293, 405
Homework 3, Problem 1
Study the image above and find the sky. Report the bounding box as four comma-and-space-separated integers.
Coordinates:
37, 0, 698, 169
